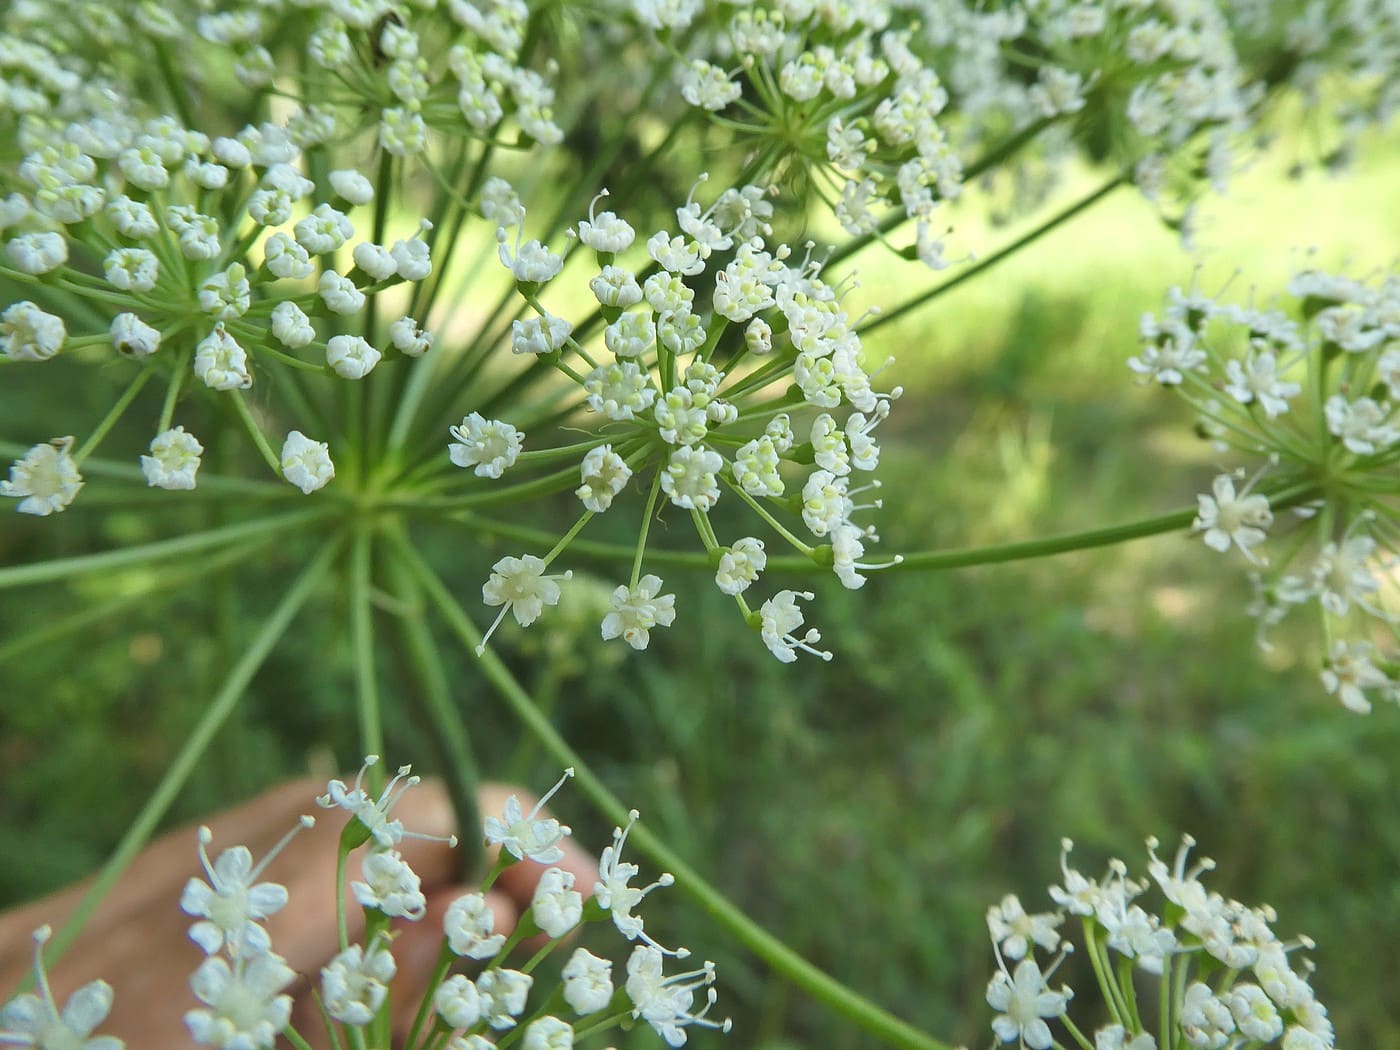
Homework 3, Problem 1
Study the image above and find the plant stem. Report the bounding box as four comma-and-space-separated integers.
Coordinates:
395, 541, 953, 1050
352, 525, 385, 762
73, 362, 157, 465
44, 538, 341, 965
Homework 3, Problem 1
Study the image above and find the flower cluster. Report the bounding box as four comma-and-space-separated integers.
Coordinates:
984, 836, 1333, 1050
0, 926, 124, 1050
1130, 264, 1400, 712
452, 177, 902, 662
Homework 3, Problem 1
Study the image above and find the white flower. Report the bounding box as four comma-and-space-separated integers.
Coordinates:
329, 169, 374, 205
179, 823, 302, 956
625, 946, 730, 1047
1193, 473, 1271, 563
198, 264, 251, 319
322, 941, 397, 1026
680, 60, 741, 111
1227, 984, 1283, 1043
318, 755, 453, 850
513, 313, 572, 355
590, 266, 643, 308
107, 195, 157, 238
532, 867, 583, 938
319, 270, 366, 315
801, 470, 852, 537
605, 312, 657, 359
352, 850, 426, 920
562, 948, 613, 1016
263, 234, 315, 280
103, 247, 159, 292
594, 811, 679, 953
0, 927, 122, 1050
444, 893, 507, 959
270, 302, 315, 349
584, 361, 657, 420
352, 242, 397, 281
660, 445, 723, 511
141, 427, 204, 491
601, 575, 676, 650
1, 301, 65, 361
1320, 641, 1391, 714
1180, 983, 1235, 1050
522, 1016, 574, 1050
295, 203, 354, 254
986, 895, 1063, 961
389, 316, 433, 357
478, 553, 572, 653
483, 767, 575, 864
716, 537, 766, 595
759, 590, 832, 664
280, 430, 335, 493
194, 326, 253, 391
986, 958, 1071, 1050
325, 334, 381, 379
476, 969, 533, 1030
1095, 1026, 1157, 1050
391, 233, 433, 280
1223, 351, 1300, 419
449, 413, 523, 478
185, 953, 295, 1049
1325, 395, 1399, 455
110, 313, 161, 358
2, 437, 82, 516
577, 445, 632, 512
576, 190, 636, 253
498, 227, 562, 284
7, 231, 67, 274
435, 975, 482, 1028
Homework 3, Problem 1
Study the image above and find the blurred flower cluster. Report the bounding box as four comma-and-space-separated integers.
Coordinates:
1131, 263, 1400, 712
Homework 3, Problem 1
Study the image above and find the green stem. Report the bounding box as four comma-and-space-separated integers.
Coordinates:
44, 538, 341, 964
396, 542, 952, 1050
352, 525, 385, 762
859, 176, 1125, 337
231, 390, 284, 476
0, 508, 331, 590
73, 362, 157, 465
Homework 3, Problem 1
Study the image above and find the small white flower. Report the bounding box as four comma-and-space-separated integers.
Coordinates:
1193, 473, 1271, 564
1226, 984, 1283, 1043
391, 233, 433, 280
590, 266, 643, 308
660, 445, 723, 511
498, 227, 562, 284
322, 941, 397, 1026
513, 313, 573, 355
1320, 640, 1391, 714
141, 427, 204, 491
1180, 982, 1235, 1050
1, 301, 65, 361
180, 821, 306, 958
625, 946, 730, 1047
198, 264, 252, 320
483, 767, 575, 864
986, 958, 1071, 1050
601, 575, 676, 650
715, 538, 766, 595
2, 437, 82, 516
562, 948, 614, 1016
325, 334, 381, 379
449, 413, 523, 478
1095, 1025, 1157, 1050
444, 893, 507, 960
576, 190, 635, 253
319, 270, 366, 315
478, 553, 572, 653
605, 312, 656, 359
318, 755, 454, 850
295, 203, 354, 254
759, 590, 832, 664
577, 445, 632, 512
107, 195, 158, 238
476, 969, 533, 1030
0, 927, 122, 1050
986, 895, 1063, 961
595, 811, 679, 953
7, 231, 68, 274
185, 952, 295, 1049
329, 169, 374, 205
532, 867, 584, 938
389, 316, 433, 357
435, 975, 482, 1028
522, 1015, 574, 1050
352, 850, 426, 920
280, 430, 335, 493
194, 326, 253, 391
270, 302, 316, 348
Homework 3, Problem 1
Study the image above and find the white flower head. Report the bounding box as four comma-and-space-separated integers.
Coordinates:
716, 537, 767, 596
595, 810, 683, 955
0, 926, 122, 1050
512, 313, 573, 355
110, 313, 161, 358
352, 850, 426, 920
435, 974, 482, 1028
325, 334, 382, 380
531, 866, 584, 939
476, 969, 533, 1031
601, 575, 677, 651
445, 893, 507, 960
1193, 471, 1272, 564
318, 755, 456, 850
449, 413, 523, 478
140, 427, 204, 491
758, 590, 832, 664
577, 445, 632, 513
389, 316, 433, 357
322, 940, 397, 1026
478, 554, 572, 654
498, 225, 562, 284
522, 1015, 574, 1050
562, 948, 614, 1016
625, 946, 731, 1047
575, 189, 635, 254
2, 437, 82, 516
986, 957, 1072, 1050
1320, 640, 1391, 714
185, 952, 295, 1049
280, 430, 335, 494
2, 301, 66, 361
270, 302, 315, 349
194, 325, 253, 391
483, 768, 575, 864
180, 818, 310, 957
986, 894, 1063, 962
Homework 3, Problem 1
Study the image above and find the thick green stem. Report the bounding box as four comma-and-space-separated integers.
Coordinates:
394, 540, 951, 1050
44, 538, 341, 964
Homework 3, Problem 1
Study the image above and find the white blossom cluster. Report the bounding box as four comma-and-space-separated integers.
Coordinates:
0, 926, 124, 1050
160, 758, 731, 1049
1130, 264, 1400, 713
984, 836, 1334, 1050
454, 176, 903, 663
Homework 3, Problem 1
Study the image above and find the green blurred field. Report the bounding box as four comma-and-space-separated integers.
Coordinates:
2, 134, 1398, 1049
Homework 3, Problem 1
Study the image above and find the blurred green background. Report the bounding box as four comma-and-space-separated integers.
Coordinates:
2, 133, 1398, 1050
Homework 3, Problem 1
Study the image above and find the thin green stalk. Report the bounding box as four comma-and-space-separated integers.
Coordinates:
352, 525, 385, 763
73, 363, 157, 465
0, 508, 331, 590
44, 538, 341, 964
231, 390, 284, 476
859, 177, 1125, 337
395, 540, 952, 1050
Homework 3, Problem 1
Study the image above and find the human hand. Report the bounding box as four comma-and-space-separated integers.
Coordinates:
0, 775, 597, 1048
